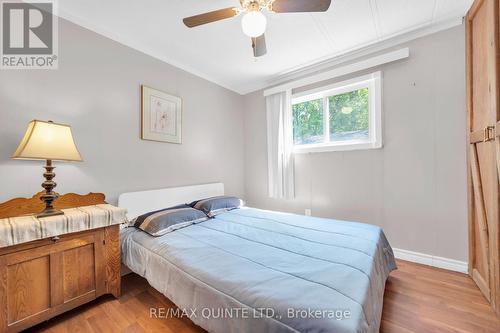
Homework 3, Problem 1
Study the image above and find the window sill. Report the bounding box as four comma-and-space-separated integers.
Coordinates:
293, 141, 382, 154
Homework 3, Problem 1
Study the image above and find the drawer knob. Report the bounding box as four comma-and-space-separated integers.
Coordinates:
52, 236, 60, 242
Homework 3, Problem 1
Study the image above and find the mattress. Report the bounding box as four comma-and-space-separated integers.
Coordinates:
121, 207, 396, 333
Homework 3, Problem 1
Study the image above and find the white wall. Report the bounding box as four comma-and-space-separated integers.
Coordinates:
243, 26, 468, 262
0, 18, 245, 204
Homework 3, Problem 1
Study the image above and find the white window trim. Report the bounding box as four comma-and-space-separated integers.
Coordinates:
292, 71, 382, 154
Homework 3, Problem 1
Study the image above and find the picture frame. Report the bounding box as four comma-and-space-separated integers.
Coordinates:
141, 85, 182, 144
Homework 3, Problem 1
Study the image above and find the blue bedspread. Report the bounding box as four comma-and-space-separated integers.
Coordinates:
122, 207, 396, 333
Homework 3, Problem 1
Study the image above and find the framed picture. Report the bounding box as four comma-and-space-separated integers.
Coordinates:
141, 85, 182, 143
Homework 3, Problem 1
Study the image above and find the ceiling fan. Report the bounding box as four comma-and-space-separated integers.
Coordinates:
183, 0, 332, 57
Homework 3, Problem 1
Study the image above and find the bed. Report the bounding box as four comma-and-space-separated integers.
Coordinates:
119, 183, 396, 333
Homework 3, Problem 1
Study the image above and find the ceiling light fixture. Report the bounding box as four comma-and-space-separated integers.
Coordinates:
241, 10, 267, 38
183, 0, 332, 57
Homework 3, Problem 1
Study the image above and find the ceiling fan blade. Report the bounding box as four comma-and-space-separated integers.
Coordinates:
271, 0, 331, 13
183, 7, 238, 28
252, 34, 267, 57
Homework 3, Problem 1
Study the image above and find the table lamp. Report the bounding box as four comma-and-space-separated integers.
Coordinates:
11, 120, 83, 218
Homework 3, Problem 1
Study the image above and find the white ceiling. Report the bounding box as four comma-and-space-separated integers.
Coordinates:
58, 0, 473, 94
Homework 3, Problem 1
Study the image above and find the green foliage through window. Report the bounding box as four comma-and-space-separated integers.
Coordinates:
292, 88, 369, 145
329, 88, 369, 142
292, 98, 323, 145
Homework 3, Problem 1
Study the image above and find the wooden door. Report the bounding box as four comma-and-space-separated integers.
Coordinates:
0, 231, 106, 332
466, 0, 500, 317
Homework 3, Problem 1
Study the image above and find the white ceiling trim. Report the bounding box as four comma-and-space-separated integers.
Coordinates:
58, 7, 464, 96
265, 16, 463, 89
263, 48, 409, 96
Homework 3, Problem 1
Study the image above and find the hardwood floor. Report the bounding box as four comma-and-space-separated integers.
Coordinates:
26, 260, 500, 333
381, 260, 499, 333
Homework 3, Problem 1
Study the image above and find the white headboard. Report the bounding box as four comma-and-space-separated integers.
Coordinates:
118, 183, 224, 219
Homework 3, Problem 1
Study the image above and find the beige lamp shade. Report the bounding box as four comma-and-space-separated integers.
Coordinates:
12, 120, 83, 161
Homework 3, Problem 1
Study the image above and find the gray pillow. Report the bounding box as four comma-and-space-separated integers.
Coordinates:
189, 196, 244, 217
134, 204, 208, 236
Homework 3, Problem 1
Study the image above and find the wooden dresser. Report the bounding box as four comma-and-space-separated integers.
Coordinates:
0, 192, 122, 332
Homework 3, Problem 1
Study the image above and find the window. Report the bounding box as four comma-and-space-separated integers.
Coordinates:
291, 72, 382, 153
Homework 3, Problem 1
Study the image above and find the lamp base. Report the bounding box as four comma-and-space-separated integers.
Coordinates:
37, 159, 65, 219
36, 208, 64, 218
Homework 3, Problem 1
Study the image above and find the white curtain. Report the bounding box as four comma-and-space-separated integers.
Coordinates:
266, 91, 295, 199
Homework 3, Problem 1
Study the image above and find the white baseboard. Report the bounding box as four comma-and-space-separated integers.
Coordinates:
393, 248, 468, 274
